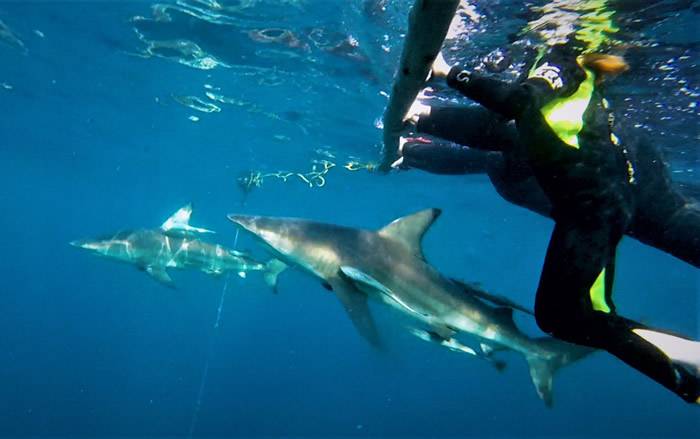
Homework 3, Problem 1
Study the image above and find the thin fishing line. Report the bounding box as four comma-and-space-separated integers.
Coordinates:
188, 354, 210, 437
188, 275, 229, 438
214, 275, 229, 329
232, 227, 240, 249
188, 228, 239, 437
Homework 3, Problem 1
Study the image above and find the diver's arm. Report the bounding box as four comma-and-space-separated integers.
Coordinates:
625, 134, 700, 267
415, 105, 518, 152
430, 52, 527, 119
444, 67, 530, 120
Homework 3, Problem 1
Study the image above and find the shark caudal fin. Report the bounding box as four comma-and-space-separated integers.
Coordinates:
526, 338, 596, 407
263, 259, 287, 293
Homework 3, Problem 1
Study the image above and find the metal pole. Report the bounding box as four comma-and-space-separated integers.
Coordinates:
380, 0, 460, 171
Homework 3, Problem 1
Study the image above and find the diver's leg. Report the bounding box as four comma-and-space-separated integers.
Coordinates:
486, 152, 553, 218
397, 136, 491, 174
414, 104, 518, 152
628, 138, 700, 267
535, 221, 700, 403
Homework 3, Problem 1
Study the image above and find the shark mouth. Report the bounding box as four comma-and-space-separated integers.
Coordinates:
227, 214, 294, 261
227, 214, 272, 245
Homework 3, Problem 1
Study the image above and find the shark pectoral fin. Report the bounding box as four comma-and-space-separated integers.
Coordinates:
451, 278, 534, 315
339, 266, 428, 318
377, 208, 441, 259
330, 278, 383, 349
145, 266, 175, 288
339, 266, 392, 295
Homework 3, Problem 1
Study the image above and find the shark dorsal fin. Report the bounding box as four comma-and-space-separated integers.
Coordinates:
161, 203, 214, 236
161, 203, 194, 230
378, 208, 441, 258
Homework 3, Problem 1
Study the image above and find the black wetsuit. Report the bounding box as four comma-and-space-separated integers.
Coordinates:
403, 105, 700, 268
415, 48, 699, 402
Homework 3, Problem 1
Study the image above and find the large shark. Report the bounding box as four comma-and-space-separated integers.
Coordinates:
72, 204, 285, 288
228, 208, 593, 405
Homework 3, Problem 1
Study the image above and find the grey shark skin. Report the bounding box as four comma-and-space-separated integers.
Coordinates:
0, 20, 26, 53
72, 204, 285, 288
228, 209, 592, 406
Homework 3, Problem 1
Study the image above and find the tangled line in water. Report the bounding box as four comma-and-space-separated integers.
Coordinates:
238, 159, 376, 192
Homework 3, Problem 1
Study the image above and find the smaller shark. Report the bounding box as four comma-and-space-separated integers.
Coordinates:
228, 209, 593, 405
71, 204, 285, 288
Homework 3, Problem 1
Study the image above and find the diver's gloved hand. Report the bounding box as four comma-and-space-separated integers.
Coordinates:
390, 136, 410, 169
391, 136, 435, 170
430, 51, 452, 79
402, 87, 434, 124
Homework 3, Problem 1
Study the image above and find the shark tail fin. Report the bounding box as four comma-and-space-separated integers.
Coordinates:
525, 338, 596, 408
263, 259, 287, 293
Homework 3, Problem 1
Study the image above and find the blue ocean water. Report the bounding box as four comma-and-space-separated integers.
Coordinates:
1, 0, 698, 437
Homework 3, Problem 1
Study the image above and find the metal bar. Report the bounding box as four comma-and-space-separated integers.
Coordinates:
380, 0, 460, 171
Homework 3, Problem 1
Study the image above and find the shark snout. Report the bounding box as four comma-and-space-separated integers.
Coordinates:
70, 239, 90, 248
70, 239, 103, 251
227, 214, 258, 232
227, 214, 289, 254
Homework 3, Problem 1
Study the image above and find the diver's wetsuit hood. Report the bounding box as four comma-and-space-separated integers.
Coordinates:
528, 45, 588, 97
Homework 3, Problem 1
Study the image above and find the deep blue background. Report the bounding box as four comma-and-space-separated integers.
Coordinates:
1, 1, 698, 437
